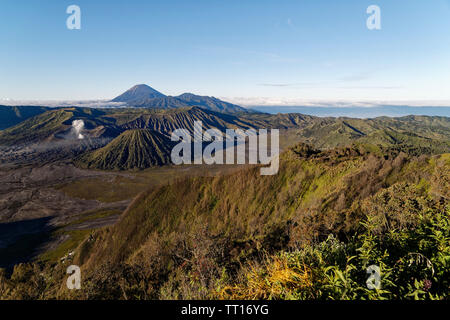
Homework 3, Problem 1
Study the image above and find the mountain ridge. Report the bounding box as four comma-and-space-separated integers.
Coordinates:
0, 105, 50, 130
76, 129, 176, 170
112, 84, 166, 103
111, 84, 249, 114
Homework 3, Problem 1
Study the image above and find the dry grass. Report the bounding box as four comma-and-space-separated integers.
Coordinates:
56, 164, 247, 203
218, 254, 312, 300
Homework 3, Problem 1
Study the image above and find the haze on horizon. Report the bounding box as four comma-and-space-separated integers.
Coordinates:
1, 0, 450, 106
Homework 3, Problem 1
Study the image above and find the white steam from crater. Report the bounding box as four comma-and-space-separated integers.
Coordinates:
72, 120, 85, 139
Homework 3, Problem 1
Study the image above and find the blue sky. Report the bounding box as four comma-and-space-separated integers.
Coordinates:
1, 0, 450, 105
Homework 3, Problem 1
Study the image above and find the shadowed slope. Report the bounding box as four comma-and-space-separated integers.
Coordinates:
76, 129, 176, 170
0, 105, 50, 130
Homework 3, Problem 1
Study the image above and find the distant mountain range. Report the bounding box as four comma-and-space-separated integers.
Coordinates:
0, 84, 251, 130
253, 106, 450, 118
1, 103, 449, 169
112, 84, 249, 114
0, 83, 449, 170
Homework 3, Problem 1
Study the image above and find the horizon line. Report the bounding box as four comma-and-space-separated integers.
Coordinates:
1, 98, 450, 109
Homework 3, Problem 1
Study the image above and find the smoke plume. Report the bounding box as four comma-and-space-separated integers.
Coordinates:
72, 120, 85, 139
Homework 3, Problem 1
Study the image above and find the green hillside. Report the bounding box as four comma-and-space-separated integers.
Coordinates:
51, 143, 446, 300
1, 106, 449, 175
0, 107, 120, 146
0, 106, 260, 147
0, 142, 448, 299
0, 109, 73, 145
1, 105, 449, 154
76, 129, 176, 170
0, 105, 49, 130
286, 116, 450, 153
79, 144, 448, 264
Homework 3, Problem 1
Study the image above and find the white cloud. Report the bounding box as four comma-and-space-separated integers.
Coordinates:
222, 97, 450, 108
0, 99, 128, 108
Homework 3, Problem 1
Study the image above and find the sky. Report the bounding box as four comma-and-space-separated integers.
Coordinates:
1, 0, 450, 106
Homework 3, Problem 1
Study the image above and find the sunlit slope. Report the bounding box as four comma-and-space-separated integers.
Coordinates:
78, 143, 449, 268
288, 115, 450, 153
76, 129, 176, 170
0, 108, 119, 146
0, 105, 49, 130
1, 106, 449, 167
0, 106, 261, 146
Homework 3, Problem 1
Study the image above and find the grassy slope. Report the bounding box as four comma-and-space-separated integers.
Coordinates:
0, 144, 448, 299
289, 116, 450, 152
0, 105, 49, 130
1, 107, 449, 173
0, 109, 74, 145
56, 164, 249, 203
79, 144, 448, 269
76, 129, 176, 170
0, 106, 262, 146
2, 106, 448, 149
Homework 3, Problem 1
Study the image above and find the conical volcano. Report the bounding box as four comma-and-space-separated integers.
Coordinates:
77, 129, 176, 170
112, 84, 166, 103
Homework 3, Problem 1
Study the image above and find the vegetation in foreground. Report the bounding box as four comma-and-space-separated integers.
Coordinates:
0, 143, 448, 300
0, 207, 447, 300
217, 208, 449, 300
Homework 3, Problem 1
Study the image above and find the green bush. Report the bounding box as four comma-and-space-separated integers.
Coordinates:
218, 206, 449, 300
